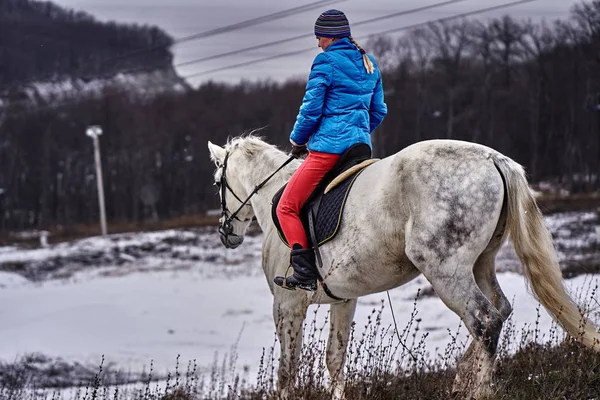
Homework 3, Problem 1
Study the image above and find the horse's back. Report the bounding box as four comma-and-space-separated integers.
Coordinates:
396, 139, 501, 166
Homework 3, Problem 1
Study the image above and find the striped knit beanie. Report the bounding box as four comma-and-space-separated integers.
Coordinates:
314, 9, 351, 38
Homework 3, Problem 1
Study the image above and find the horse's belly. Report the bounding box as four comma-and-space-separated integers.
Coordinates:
319, 249, 420, 299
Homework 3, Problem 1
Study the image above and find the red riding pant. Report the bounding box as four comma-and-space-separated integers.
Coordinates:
276, 151, 341, 249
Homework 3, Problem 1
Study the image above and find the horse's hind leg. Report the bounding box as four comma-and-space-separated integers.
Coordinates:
447, 252, 514, 398
474, 251, 512, 321
406, 246, 503, 399
474, 204, 513, 321
326, 299, 357, 400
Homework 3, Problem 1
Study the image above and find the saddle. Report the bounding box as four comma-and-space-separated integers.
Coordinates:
271, 143, 378, 249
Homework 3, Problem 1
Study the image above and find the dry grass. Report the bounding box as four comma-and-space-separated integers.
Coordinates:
3, 287, 600, 400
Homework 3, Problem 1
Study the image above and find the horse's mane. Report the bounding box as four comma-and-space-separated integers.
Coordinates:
225, 133, 283, 158
224, 133, 297, 179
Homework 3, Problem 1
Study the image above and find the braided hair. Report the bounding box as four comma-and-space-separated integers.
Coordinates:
349, 36, 374, 74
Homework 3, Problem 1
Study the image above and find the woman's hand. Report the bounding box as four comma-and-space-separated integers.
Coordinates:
290, 144, 308, 158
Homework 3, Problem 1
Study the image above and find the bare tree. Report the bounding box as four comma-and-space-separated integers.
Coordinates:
422, 20, 471, 138
402, 28, 435, 143
366, 35, 398, 72
570, 0, 600, 41
520, 21, 557, 179
467, 20, 499, 145
488, 15, 528, 88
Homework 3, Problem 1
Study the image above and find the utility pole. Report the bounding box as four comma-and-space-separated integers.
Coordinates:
86, 125, 107, 236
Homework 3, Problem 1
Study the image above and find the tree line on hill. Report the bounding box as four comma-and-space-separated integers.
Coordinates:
0, 0, 173, 89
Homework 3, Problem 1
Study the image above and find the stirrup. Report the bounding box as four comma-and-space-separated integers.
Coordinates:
274, 264, 295, 290
274, 275, 318, 292
274, 275, 297, 291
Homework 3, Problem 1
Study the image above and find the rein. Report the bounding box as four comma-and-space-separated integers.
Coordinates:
219, 151, 295, 234
218, 149, 361, 305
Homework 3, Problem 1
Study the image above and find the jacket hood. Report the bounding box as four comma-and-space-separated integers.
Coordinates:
325, 37, 356, 52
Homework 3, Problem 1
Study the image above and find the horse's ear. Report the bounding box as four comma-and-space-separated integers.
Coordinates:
208, 141, 226, 166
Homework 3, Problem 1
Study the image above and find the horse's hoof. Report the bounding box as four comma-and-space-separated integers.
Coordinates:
332, 382, 346, 400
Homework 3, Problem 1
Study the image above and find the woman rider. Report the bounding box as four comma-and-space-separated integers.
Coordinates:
274, 9, 388, 291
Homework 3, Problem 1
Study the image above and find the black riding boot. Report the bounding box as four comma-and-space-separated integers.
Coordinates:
274, 244, 319, 291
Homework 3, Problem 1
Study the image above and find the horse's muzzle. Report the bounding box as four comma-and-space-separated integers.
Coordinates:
219, 223, 243, 249
220, 233, 243, 248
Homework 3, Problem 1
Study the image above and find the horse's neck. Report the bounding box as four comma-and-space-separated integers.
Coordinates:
241, 150, 297, 230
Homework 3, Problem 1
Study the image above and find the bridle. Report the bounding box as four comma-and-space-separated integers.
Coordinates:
217, 150, 295, 239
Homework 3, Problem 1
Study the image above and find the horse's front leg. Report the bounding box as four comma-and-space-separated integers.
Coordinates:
273, 290, 308, 398
327, 299, 357, 400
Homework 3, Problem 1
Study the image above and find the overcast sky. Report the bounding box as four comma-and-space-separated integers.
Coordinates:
50, 0, 582, 86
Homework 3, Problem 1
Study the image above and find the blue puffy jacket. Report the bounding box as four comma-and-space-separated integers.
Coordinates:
289, 38, 387, 154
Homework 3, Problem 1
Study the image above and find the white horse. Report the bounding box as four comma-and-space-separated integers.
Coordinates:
207, 135, 600, 399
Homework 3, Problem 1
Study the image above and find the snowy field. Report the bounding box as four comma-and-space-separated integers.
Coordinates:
0, 212, 599, 391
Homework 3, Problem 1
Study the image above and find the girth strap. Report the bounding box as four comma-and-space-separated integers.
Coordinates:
308, 209, 347, 302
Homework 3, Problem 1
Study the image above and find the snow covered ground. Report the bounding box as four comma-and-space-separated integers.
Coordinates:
0, 212, 599, 392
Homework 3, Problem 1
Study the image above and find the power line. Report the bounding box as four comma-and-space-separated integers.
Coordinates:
1, 0, 537, 116
3, 1, 454, 116
0, 0, 465, 101
0, 0, 346, 92
104, 0, 348, 64
184, 0, 538, 80
118, 0, 468, 77
173, 0, 469, 69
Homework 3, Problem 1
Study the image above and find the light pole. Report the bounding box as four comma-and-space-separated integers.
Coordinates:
86, 125, 107, 236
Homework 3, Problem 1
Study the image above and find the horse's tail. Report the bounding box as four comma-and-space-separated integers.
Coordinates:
492, 154, 600, 349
